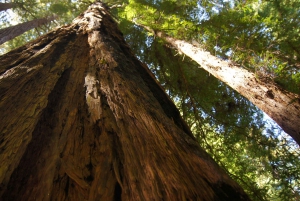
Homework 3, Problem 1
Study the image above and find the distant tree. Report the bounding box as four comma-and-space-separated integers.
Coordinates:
142, 26, 300, 146
0, 2, 16, 12
0, 15, 56, 45
0, 2, 250, 200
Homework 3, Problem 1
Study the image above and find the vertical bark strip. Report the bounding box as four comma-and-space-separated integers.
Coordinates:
147, 28, 300, 145
0, 15, 56, 45
0, 3, 250, 200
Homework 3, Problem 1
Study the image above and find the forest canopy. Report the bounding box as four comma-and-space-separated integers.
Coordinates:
0, 0, 299, 200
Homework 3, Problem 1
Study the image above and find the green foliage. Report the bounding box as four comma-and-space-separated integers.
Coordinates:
118, 0, 198, 38
198, 0, 300, 94
49, 3, 69, 14
119, 0, 300, 94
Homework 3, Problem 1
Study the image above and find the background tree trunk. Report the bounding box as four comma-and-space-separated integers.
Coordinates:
0, 3, 15, 12
0, 15, 56, 45
149, 28, 300, 145
0, 3, 250, 200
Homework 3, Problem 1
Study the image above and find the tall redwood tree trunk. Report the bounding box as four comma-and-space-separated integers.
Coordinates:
147, 27, 300, 145
0, 3, 249, 200
0, 15, 56, 45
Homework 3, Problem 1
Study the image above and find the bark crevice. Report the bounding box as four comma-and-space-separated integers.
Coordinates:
1, 67, 72, 200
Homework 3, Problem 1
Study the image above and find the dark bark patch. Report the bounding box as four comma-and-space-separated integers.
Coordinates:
212, 182, 250, 201
266, 90, 274, 99
84, 175, 94, 183
86, 161, 93, 171
64, 176, 70, 196
113, 182, 122, 201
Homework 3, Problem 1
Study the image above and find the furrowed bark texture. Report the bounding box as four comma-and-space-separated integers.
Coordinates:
154, 30, 300, 145
0, 15, 56, 45
0, 3, 250, 201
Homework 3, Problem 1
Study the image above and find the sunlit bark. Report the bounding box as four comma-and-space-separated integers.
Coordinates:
0, 3, 250, 200
148, 27, 300, 146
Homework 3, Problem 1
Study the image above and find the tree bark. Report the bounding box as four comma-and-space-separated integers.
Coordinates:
0, 3, 15, 12
0, 15, 56, 45
0, 3, 250, 201
147, 27, 300, 146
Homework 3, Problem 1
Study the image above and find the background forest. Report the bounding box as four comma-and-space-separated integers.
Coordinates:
0, 0, 299, 200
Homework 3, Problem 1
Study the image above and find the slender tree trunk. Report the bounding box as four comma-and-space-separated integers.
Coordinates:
0, 3, 250, 201
0, 3, 16, 12
147, 27, 300, 146
0, 15, 56, 45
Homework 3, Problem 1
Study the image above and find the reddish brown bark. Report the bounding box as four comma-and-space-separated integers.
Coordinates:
0, 3, 250, 200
